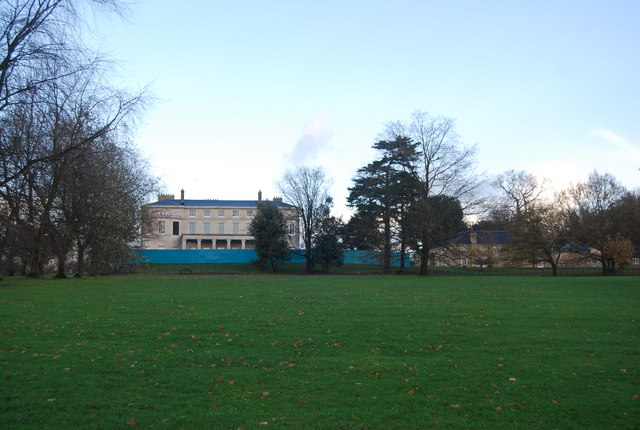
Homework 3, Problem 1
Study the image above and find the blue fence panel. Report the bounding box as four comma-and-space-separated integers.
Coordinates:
134, 249, 411, 267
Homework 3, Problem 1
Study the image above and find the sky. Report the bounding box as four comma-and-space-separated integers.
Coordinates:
88, 0, 639, 217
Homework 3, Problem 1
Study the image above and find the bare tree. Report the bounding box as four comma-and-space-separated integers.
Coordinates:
503, 200, 570, 276
493, 170, 548, 220
385, 111, 484, 275
277, 165, 333, 274
564, 171, 627, 274
0, 0, 137, 191
0, 0, 154, 277
0, 0, 125, 112
66, 140, 158, 276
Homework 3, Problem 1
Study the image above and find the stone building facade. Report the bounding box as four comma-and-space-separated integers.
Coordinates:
142, 190, 299, 250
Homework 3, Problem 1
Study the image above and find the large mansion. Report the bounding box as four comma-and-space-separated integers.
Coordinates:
142, 190, 299, 250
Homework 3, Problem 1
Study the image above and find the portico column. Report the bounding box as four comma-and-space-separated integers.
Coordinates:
226, 239, 231, 249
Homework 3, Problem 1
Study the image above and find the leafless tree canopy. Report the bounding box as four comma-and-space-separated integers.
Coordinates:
0, 0, 156, 277
493, 169, 548, 219
0, 0, 125, 112
384, 111, 484, 207
277, 165, 333, 273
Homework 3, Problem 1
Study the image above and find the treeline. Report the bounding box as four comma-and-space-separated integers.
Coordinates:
341, 112, 638, 276
0, 1, 158, 277
261, 112, 638, 276
483, 170, 638, 275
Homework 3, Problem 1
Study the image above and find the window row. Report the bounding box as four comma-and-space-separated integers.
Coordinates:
158, 221, 296, 236
192, 222, 243, 235
187, 209, 254, 217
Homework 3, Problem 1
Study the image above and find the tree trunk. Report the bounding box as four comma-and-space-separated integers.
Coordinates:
304, 238, 313, 274
418, 246, 430, 276
27, 235, 45, 277
75, 241, 85, 277
382, 213, 391, 273
399, 206, 406, 269
55, 253, 67, 278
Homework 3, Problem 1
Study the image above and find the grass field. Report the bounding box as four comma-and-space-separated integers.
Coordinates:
138, 262, 640, 277
1, 275, 638, 429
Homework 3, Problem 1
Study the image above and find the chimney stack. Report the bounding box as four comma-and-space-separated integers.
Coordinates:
470, 231, 477, 244
258, 190, 262, 202
180, 189, 185, 205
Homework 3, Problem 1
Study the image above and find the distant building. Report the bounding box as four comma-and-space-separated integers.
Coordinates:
142, 190, 299, 250
430, 230, 601, 269
431, 230, 511, 268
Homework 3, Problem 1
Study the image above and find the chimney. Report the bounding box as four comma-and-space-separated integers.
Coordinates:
158, 194, 175, 201
258, 190, 262, 202
180, 189, 185, 205
470, 231, 477, 244
273, 196, 283, 202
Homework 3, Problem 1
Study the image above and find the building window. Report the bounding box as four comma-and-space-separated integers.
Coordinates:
158, 210, 168, 216
189, 222, 196, 234
204, 210, 211, 217
173, 221, 179, 235
218, 210, 225, 217
247, 210, 254, 217
204, 222, 211, 234
158, 221, 166, 234
232, 222, 239, 235
189, 209, 196, 217
289, 222, 296, 236
633, 257, 640, 265
232, 210, 239, 217
218, 223, 225, 234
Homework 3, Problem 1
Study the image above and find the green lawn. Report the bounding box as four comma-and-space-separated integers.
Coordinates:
1, 275, 638, 429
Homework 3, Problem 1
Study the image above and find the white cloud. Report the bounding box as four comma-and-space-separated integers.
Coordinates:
287, 111, 333, 164
589, 128, 640, 161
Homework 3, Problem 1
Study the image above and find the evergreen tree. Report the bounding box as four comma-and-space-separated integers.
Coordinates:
248, 201, 290, 272
347, 137, 419, 272
314, 216, 344, 273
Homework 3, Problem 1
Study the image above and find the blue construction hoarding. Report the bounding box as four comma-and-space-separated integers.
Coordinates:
134, 249, 411, 267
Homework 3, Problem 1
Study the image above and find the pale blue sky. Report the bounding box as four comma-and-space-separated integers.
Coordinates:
90, 0, 639, 216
